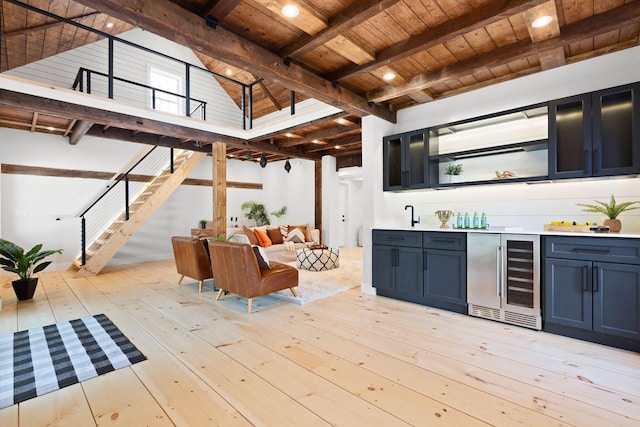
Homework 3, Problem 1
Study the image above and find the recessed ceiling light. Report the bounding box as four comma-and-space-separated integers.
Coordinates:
47, 126, 55, 131
335, 145, 341, 149
225, 69, 233, 76
383, 72, 396, 81
531, 15, 553, 28
106, 22, 114, 28
281, 5, 299, 18
285, 133, 294, 137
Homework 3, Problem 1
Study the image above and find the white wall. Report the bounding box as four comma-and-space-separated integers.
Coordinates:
0, 127, 315, 273
362, 46, 640, 290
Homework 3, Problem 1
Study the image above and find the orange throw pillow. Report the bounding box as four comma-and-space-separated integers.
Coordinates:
254, 228, 273, 247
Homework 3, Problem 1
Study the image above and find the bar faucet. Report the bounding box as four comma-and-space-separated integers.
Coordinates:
404, 205, 419, 227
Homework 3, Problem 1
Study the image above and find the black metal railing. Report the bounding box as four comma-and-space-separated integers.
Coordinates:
72, 67, 207, 120
4, 0, 304, 130
78, 146, 176, 265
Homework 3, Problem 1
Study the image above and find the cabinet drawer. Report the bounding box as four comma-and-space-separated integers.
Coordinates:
372, 230, 422, 248
424, 232, 466, 251
544, 236, 640, 264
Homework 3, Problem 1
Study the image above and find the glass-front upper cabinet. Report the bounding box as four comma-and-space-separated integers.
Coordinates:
549, 82, 640, 179
429, 105, 549, 187
383, 129, 431, 191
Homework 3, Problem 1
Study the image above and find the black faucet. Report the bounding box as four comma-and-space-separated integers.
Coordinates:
404, 205, 419, 227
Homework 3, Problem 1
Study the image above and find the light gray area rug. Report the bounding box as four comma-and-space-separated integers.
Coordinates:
271, 246, 362, 305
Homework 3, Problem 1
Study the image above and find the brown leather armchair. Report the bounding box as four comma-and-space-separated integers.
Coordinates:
171, 236, 214, 293
208, 240, 298, 313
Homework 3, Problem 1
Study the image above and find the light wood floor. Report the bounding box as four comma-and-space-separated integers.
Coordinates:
0, 255, 639, 426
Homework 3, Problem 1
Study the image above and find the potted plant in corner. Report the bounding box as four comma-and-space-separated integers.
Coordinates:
0, 239, 62, 300
577, 194, 640, 232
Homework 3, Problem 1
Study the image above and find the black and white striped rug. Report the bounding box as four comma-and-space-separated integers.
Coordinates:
0, 313, 146, 409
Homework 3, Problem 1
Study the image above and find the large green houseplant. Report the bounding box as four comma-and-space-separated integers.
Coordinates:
0, 239, 62, 300
241, 201, 287, 226
577, 194, 640, 232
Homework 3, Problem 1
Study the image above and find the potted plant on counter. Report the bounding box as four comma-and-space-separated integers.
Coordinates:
0, 239, 62, 300
577, 194, 640, 232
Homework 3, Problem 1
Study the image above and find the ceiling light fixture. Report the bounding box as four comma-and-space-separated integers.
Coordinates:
260, 153, 267, 168
285, 133, 294, 137
106, 22, 114, 28
531, 15, 553, 28
335, 145, 341, 149
225, 69, 233, 76
281, 5, 300, 18
383, 72, 396, 81
284, 159, 292, 173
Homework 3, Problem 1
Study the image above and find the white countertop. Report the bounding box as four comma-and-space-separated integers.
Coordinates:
374, 225, 640, 239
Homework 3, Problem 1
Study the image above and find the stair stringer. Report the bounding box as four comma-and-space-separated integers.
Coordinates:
73, 151, 207, 277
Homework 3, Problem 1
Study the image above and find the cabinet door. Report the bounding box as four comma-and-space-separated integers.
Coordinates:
404, 131, 429, 189
424, 249, 466, 309
592, 83, 640, 176
548, 94, 592, 179
372, 245, 395, 293
383, 136, 404, 190
593, 262, 640, 340
395, 246, 424, 299
544, 258, 592, 330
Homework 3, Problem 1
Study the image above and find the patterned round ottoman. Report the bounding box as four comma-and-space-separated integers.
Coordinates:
296, 247, 340, 271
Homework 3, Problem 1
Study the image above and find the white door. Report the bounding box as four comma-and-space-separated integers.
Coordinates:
338, 183, 349, 247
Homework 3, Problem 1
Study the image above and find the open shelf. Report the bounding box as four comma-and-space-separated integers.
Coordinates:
432, 139, 548, 162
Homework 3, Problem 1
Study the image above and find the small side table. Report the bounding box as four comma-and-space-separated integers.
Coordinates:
296, 247, 340, 271
191, 228, 214, 238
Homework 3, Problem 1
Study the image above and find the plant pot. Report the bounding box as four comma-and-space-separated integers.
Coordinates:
604, 218, 622, 232
12, 277, 39, 300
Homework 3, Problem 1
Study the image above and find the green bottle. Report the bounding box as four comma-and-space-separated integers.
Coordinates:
481, 212, 487, 228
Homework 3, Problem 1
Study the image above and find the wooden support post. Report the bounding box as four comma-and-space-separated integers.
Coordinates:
314, 159, 322, 242
212, 142, 227, 239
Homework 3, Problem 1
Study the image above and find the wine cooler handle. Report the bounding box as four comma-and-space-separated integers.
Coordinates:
496, 246, 502, 297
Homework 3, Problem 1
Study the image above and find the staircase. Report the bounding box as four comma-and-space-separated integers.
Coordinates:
73, 149, 207, 277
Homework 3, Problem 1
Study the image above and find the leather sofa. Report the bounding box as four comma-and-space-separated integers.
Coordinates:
208, 240, 298, 313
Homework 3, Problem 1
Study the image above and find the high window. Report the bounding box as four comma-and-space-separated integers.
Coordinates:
149, 67, 182, 115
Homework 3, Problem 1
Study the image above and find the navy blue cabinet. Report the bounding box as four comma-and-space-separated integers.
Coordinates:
423, 232, 467, 314
383, 129, 431, 191
543, 236, 640, 351
372, 230, 467, 313
549, 83, 640, 179
372, 230, 423, 303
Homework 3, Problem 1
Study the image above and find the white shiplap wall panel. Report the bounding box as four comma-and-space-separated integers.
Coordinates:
7, 29, 243, 127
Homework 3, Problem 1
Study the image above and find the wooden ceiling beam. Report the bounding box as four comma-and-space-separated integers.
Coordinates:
248, 112, 350, 142
326, 0, 547, 83
280, 0, 402, 59
367, 2, 640, 102
71, 0, 394, 122
252, 74, 282, 111
305, 134, 361, 153
0, 89, 320, 160
277, 125, 360, 148
3, 12, 101, 37
69, 119, 94, 145
200, 0, 242, 20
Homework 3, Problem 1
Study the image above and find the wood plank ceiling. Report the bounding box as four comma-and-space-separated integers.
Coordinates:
1, 0, 639, 168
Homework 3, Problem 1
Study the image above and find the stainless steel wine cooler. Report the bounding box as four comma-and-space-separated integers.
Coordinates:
467, 233, 541, 330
